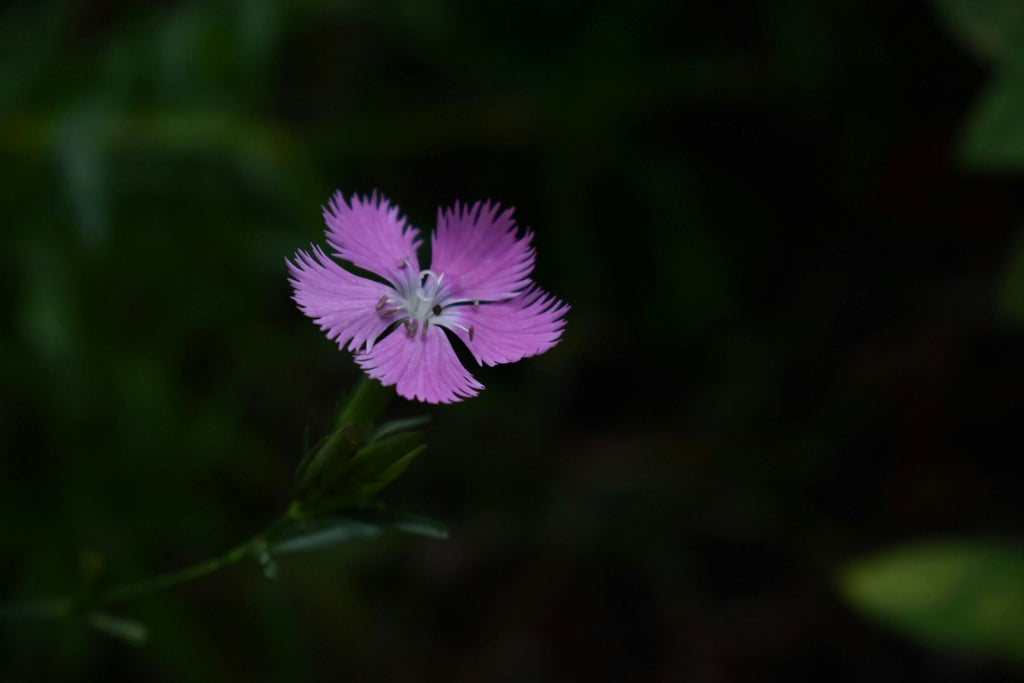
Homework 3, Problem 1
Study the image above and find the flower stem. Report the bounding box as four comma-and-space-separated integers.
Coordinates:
92, 538, 257, 607
0, 519, 288, 622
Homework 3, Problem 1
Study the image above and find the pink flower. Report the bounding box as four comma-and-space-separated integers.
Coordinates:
288, 191, 569, 403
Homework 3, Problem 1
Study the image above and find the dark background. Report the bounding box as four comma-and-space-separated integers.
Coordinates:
2, 1, 1023, 681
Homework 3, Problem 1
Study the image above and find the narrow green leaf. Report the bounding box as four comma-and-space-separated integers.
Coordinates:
960, 65, 1024, 168
370, 415, 431, 442
348, 505, 449, 540
322, 449, 426, 509
387, 514, 448, 539
838, 539, 1024, 668
295, 379, 398, 497
294, 427, 331, 483
88, 611, 149, 646
350, 431, 424, 472
368, 447, 423, 493
326, 431, 427, 505
270, 518, 381, 555
294, 422, 361, 496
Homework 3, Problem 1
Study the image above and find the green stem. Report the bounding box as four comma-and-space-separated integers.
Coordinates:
0, 519, 290, 622
92, 538, 257, 607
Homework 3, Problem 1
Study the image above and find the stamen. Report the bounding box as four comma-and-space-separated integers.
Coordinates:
469, 325, 475, 342
378, 307, 399, 318
414, 269, 447, 304
397, 256, 408, 268
421, 319, 429, 338
376, 295, 388, 310
404, 318, 419, 338
432, 304, 442, 316
473, 298, 480, 309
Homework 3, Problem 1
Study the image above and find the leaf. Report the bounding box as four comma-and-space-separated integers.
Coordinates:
932, 0, 1024, 64
959, 64, 1024, 168
270, 505, 448, 556
346, 505, 449, 540
329, 431, 426, 506
88, 611, 149, 646
294, 422, 362, 496
293, 426, 339, 484
838, 539, 1024, 668
295, 378, 400, 497
370, 415, 431, 442
270, 518, 381, 555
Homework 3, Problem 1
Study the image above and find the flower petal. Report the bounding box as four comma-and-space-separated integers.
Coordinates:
430, 201, 535, 303
323, 191, 422, 288
288, 245, 396, 352
444, 285, 568, 367
355, 323, 483, 404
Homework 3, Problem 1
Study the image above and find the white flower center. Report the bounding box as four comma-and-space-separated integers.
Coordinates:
376, 269, 448, 338
371, 263, 475, 345
407, 269, 445, 320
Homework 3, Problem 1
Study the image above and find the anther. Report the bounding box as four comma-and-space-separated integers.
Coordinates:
405, 319, 419, 338
397, 256, 408, 268
376, 295, 388, 310
378, 307, 399, 318
421, 320, 429, 338
473, 298, 480, 309
469, 325, 475, 342
432, 304, 442, 316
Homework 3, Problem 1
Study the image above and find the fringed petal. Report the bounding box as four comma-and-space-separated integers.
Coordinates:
355, 323, 483, 404
443, 284, 568, 367
288, 245, 397, 352
323, 191, 422, 288
430, 201, 535, 303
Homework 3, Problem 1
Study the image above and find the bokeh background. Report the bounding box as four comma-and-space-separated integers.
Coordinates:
3, 1, 1024, 681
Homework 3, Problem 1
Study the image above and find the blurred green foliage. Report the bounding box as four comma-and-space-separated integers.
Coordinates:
840, 539, 1024, 668
942, 0, 1024, 327
2, 1, 1024, 681
933, 0, 1024, 64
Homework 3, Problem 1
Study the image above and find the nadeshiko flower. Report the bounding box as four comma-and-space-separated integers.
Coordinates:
288, 191, 568, 403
